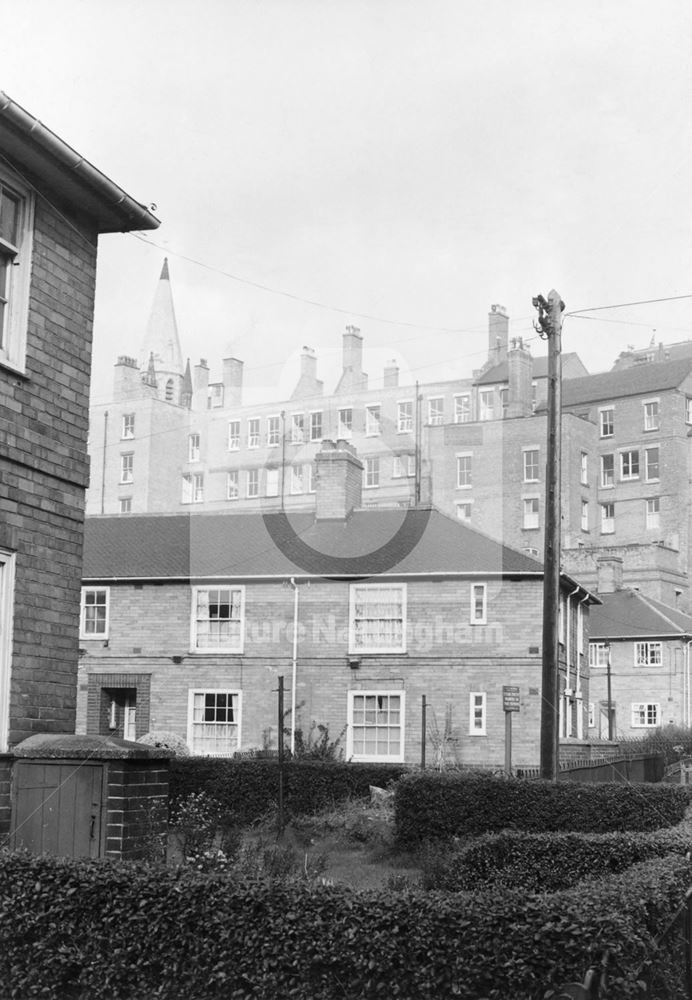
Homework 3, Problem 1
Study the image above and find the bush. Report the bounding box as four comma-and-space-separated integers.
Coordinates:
0, 849, 690, 999
421, 827, 692, 892
394, 772, 689, 847
169, 758, 408, 826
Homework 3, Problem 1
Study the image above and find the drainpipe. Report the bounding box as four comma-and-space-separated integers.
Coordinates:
686, 641, 692, 727
289, 578, 299, 755
564, 585, 580, 737
575, 594, 589, 739
100, 410, 108, 515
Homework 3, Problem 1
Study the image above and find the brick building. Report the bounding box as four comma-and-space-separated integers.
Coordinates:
587, 557, 692, 740
0, 93, 158, 831
77, 439, 597, 767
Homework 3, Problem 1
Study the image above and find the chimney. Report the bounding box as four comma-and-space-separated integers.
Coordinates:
291, 346, 324, 400
223, 357, 244, 408
383, 359, 399, 388
314, 439, 363, 519
506, 337, 532, 417
114, 355, 154, 401
596, 556, 623, 594
488, 305, 509, 367
336, 325, 367, 393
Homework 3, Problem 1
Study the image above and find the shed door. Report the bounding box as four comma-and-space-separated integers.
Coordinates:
11, 761, 105, 858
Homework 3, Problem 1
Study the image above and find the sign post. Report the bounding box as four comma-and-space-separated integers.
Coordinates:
503, 685, 520, 775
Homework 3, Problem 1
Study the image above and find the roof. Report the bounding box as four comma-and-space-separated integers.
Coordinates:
0, 92, 159, 234
475, 352, 583, 385
557, 357, 692, 409
83, 507, 553, 582
590, 590, 692, 640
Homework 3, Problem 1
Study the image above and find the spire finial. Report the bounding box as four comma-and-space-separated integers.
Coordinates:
160, 258, 169, 280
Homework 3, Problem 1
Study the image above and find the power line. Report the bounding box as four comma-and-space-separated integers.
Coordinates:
567, 294, 692, 316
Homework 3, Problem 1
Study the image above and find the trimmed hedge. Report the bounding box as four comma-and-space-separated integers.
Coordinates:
395, 771, 689, 847
169, 758, 408, 825
1, 850, 690, 999
422, 827, 692, 893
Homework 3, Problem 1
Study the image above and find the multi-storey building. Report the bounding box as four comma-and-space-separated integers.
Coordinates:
0, 92, 158, 833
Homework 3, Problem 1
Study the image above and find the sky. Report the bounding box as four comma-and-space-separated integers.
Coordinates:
2, 0, 692, 406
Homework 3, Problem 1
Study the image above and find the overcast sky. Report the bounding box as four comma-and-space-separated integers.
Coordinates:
2, 0, 691, 405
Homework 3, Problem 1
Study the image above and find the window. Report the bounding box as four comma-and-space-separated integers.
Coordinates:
267, 415, 281, 447
428, 397, 444, 425
632, 702, 659, 728
226, 471, 239, 500
165, 378, 174, 402
120, 453, 134, 484
523, 497, 539, 530
119, 497, 132, 515
208, 384, 224, 409
392, 454, 415, 478
247, 469, 259, 498
248, 418, 260, 449
523, 448, 539, 483
620, 450, 639, 480
191, 586, 244, 652
364, 457, 380, 488
228, 420, 240, 451
121, 414, 135, 439
348, 691, 404, 762
188, 433, 200, 462
290, 465, 304, 494
80, 587, 109, 639
454, 394, 471, 423
365, 405, 381, 436
646, 497, 660, 530
643, 399, 660, 431
635, 641, 662, 666
644, 447, 659, 482
0, 173, 33, 372
581, 500, 589, 532
479, 390, 494, 421
182, 472, 204, 504
601, 502, 615, 534
397, 401, 413, 433
589, 642, 609, 667
599, 408, 614, 438
350, 583, 406, 653
188, 690, 241, 756
687, 398, 692, 425
600, 454, 614, 488
309, 411, 323, 441
266, 467, 279, 497
457, 454, 472, 488
469, 692, 486, 735
588, 702, 595, 728
290, 413, 304, 444
456, 501, 472, 521
470, 583, 487, 624
307, 463, 316, 494
500, 387, 508, 412
580, 452, 588, 485
338, 408, 353, 438
559, 594, 566, 646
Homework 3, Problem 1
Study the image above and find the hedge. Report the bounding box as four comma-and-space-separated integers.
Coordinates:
422, 827, 692, 893
1, 850, 690, 999
169, 758, 408, 825
395, 771, 689, 847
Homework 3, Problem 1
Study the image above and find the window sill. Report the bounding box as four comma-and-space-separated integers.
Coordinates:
0, 356, 28, 379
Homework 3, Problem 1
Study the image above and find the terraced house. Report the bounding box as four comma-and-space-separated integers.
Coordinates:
78, 439, 598, 766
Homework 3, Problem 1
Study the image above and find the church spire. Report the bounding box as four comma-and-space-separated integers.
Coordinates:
138, 258, 183, 376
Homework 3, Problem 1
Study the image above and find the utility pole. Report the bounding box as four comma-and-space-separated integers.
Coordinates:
533, 290, 565, 781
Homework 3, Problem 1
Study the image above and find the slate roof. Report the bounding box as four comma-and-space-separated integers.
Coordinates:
590, 590, 692, 640
558, 357, 692, 409
83, 507, 551, 582
475, 352, 583, 385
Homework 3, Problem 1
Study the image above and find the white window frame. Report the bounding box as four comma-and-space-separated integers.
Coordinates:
599, 407, 614, 438
580, 452, 588, 486
349, 582, 406, 654
645, 497, 660, 530
267, 415, 281, 447
364, 457, 380, 488
620, 450, 640, 481
456, 500, 473, 522
190, 586, 245, 653
338, 407, 353, 438
523, 496, 540, 530
601, 502, 615, 534
0, 550, 16, 752
182, 472, 204, 504
226, 470, 239, 501
265, 467, 279, 497
247, 417, 261, 449
392, 454, 415, 479
470, 583, 487, 625
246, 469, 259, 498
228, 420, 240, 451
600, 453, 614, 488
635, 641, 662, 666
309, 410, 323, 442
427, 397, 444, 426
456, 453, 472, 489
365, 404, 381, 437
469, 692, 487, 736
290, 413, 304, 444
631, 702, 659, 728
644, 446, 659, 482
187, 689, 242, 756
686, 398, 692, 425
120, 453, 134, 485
0, 170, 34, 374
188, 433, 200, 462
522, 447, 539, 483
347, 690, 405, 763
209, 384, 224, 409
589, 642, 609, 667
397, 400, 413, 433
479, 389, 494, 421
290, 465, 304, 494
80, 586, 110, 640
643, 398, 660, 431
588, 702, 595, 728
119, 497, 132, 515
121, 413, 135, 440
307, 463, 316, 494
454, 394, 471, 423
581, 500, 589, 532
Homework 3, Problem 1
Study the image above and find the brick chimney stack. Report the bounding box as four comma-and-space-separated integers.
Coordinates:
488, 304, 509, 368
314, 439, 363, 519
336, 326, 367, 393
596, 556, 623, 594
222, 357, 244, 408
383, 360, 399, 388
291, 346, 324, 400
506, 337, 533, 418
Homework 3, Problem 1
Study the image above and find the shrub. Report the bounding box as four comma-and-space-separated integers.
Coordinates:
0, 849, 690, 999
421, 827, 692, 892
137, 730, 190, 756
394, 771, 689, 847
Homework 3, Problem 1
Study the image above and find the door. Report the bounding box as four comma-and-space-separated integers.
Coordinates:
11, 761, 105, 858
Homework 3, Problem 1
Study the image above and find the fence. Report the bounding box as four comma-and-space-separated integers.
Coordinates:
516, 753, 664, 784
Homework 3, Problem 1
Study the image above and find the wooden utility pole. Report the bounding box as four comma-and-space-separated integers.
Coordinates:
533, 290, 565, 781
